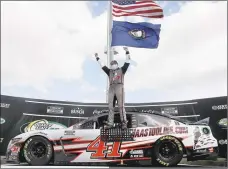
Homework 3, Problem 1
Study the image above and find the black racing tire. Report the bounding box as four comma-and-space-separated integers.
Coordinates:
152, 135, 184, 167
23, 136, 53, 166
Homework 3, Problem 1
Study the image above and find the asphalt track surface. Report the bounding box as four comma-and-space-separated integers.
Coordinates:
0, 164, 223, 168
0, 163, 225, 168
1, 157, 226, 168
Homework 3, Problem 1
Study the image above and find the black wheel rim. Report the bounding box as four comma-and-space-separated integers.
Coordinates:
158, 141, 179, 161
29, 141, 47, 158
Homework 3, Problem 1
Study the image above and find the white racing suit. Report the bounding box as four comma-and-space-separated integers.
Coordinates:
97, 52, 130, 128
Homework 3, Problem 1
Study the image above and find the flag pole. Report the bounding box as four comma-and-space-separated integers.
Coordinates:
106, 1, 113, 103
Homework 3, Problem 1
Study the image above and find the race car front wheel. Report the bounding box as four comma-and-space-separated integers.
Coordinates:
23, 136, 53, 166
152, 136, 184, 167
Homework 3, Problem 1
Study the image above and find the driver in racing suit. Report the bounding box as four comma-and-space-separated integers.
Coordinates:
95, 47, 130, 129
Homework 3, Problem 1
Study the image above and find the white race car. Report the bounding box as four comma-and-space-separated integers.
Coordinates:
6, 111, 218, 166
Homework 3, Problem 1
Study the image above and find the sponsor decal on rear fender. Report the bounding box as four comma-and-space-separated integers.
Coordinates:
130, 126, 188, 138
20, 119, 67, 133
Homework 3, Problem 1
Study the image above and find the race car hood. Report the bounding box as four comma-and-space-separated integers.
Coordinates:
12, 130, 50, 139
9, 128, 70, 144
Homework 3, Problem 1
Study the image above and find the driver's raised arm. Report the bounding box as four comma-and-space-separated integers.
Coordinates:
121, 47, 131, 74
94, 53, 110, 76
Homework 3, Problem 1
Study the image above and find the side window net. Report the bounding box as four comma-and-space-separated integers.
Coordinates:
80, 121, 94, 129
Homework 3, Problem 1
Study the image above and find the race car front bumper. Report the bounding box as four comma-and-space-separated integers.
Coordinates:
6, 151, 20, 164
186, 147, 218, 161
5, 144, 21, 164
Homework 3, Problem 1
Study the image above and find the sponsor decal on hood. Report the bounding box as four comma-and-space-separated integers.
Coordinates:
20, 119, 67, 133
0, 118, 5, 124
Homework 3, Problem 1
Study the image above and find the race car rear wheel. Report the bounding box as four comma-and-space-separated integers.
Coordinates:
23, 136, 53, 166
152, 135, 184, 167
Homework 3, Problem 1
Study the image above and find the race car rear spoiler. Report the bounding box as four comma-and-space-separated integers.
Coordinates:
189, 117, 210, 125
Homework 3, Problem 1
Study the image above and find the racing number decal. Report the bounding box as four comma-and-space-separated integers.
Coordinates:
87, 137, 106, 158
87, 136, 122, 158
106, 139, 122, 157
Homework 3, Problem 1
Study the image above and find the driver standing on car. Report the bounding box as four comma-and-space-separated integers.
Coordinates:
94, 47, 131, 129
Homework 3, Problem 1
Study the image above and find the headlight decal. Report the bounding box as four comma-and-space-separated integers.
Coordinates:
202, 127, 210, 135
11, 138, 22, 144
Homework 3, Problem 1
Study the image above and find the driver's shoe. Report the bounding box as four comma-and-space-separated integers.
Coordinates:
121, 122, 127, 130
103, 121, 114, 129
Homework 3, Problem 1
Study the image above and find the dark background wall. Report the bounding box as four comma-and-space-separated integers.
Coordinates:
0, 95, 227, 157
